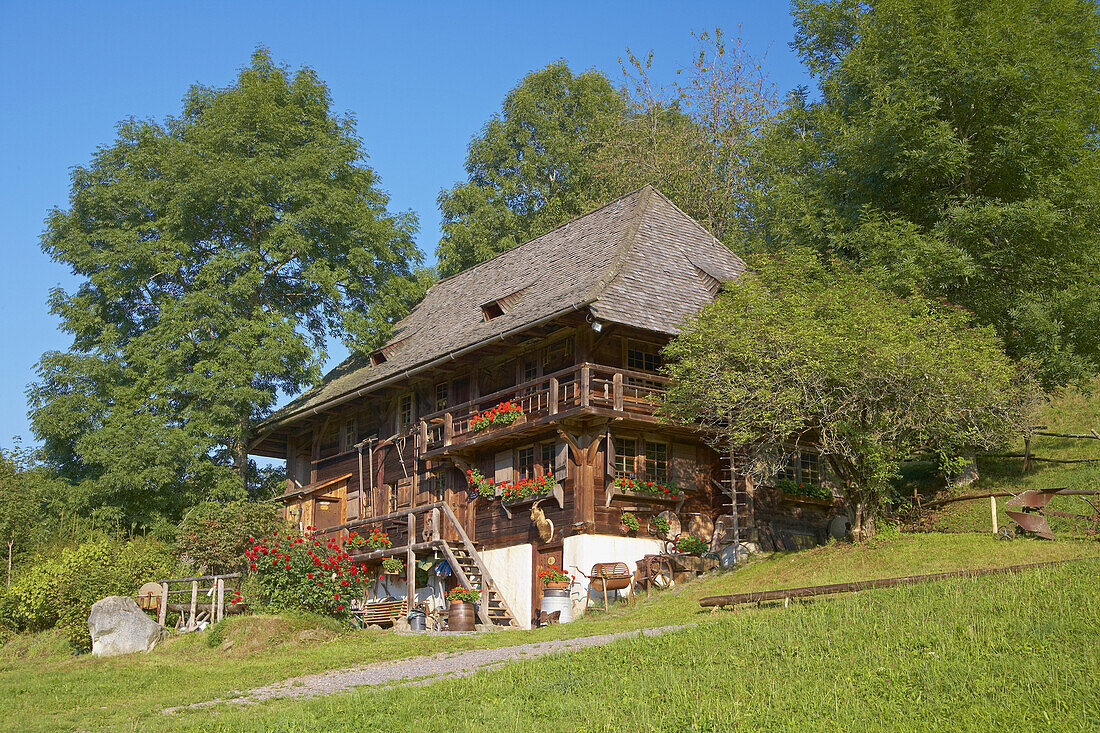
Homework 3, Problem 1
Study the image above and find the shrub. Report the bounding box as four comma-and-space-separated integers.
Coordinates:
3, 537, 176, 652
674, 535, 709, 555
177, 501, 286, 574
245, 530, 371, 617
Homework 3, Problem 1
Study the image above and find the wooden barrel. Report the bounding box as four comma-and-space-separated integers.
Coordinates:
448, 601, 476, 631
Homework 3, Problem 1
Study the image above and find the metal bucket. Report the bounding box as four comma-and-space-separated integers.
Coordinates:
448, 601, 476, 631
540, 588, 574, 623
408, 610, 426, 631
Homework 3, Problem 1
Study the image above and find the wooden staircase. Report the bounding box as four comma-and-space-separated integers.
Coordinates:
437, 505, 519, 628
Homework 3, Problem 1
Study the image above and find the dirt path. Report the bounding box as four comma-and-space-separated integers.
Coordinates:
164, 624, 690, 713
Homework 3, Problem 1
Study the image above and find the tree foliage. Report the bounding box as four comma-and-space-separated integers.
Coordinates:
661, 249, 1035, 539
753, 0, 1100, 389
177, 500, 286, 574
435, 61, 626, 277
29, 49, 425, 525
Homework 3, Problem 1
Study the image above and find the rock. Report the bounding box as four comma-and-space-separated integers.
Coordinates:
88, 596, 168, 657
392, 615, 410, 632
220, 639, 235, 651
474, 623, 501, 633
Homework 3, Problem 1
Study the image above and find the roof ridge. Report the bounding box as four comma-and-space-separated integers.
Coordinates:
644, 188, 734, 252
582, 184, 656, 302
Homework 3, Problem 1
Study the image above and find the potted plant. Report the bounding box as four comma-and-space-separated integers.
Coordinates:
650, 514, 671, 538
381, 557, 405, 575
344, 531, 366, 549
465, 468, 494, 498
612, 476, 684, 499
446, 586, 480, 632
673, 534, 708, 556
776, 477, 834, 506
619, 511, 640, 535
364, 528, 392, 550
538, 568, 573, 590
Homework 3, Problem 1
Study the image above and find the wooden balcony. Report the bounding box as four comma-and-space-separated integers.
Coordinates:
418, 362, 668, 456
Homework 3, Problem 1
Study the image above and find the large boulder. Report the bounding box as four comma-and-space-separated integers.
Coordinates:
88, 596, 168, 657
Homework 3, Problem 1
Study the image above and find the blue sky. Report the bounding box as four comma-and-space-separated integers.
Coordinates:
0, 1, 811, 450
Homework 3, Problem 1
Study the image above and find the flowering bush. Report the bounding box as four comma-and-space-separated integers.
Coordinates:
465, 468, 495, 497
381, 557, 405, 574
446, 586, 481, 604
469, 400, 524, 431
620, 512, 640, 532
500, 473, 555, 502
245, 529, 371, 617
537, 568, 574, 586
674, 534, 708, 555
613, 477, 683, 498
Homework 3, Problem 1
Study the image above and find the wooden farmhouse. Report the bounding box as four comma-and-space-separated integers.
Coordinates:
250, 186, 843, 628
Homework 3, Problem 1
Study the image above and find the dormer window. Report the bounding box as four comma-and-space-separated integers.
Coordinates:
369, 351, 388, 367
481, 300, 505, 321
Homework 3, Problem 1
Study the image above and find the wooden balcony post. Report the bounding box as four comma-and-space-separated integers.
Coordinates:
580, 365, 591, 408
419, 419, 428, 450
613, 372, 623, 411
549, 377, 559, 415
443, 412, 454, 446
407, 513, 416, 606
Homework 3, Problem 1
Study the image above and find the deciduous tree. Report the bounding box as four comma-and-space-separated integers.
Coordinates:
661, 249, 1035, 540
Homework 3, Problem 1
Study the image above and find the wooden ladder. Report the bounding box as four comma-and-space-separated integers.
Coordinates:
437, 504, 519, 628
713, 450, 752, 527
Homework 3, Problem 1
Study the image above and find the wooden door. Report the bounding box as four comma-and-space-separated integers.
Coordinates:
532, 544, 564, 623
314, 497, 342, 531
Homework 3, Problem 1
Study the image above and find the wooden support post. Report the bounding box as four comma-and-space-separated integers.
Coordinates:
612, 372, 623, 412
420, 419, 428, 449
444, 412, 454, 446
990, 496, 999, 536
549, 377, 559, 415
430, 507, 441, 541
189, 580, 198, 630
158, 582, 168, 626
407, 513, 416, 608
216, 578, 224, 622
580, 365, 591, 408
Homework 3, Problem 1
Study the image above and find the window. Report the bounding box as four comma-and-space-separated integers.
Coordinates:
398, 393, 413, 431
627, 341, 661, 373
614, 437, 637, 478
481, 300, 505, 320
645, 441, 669, 482
369, 350, 388, 367
342, 418, 357, 452
435, 382, 449, 411
779, 449, 821, 486
540, 442, 556, 475
524, 359, 539, 382
517, 445, 536, 480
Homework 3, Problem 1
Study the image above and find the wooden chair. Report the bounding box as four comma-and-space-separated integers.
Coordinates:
575, 562, 634, 612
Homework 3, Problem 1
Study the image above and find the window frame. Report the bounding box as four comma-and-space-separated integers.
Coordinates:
614, 436, 638, 479
644, 440, 669, 482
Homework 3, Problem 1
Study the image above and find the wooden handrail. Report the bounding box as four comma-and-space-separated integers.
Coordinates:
419, 362, 584, 424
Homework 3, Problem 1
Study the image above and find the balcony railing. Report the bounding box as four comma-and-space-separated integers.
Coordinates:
418, 362, 668, 452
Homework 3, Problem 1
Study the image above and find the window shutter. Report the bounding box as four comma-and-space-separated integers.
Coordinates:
346, 489, 360, 520
671, 443, 696, 489
494, 450, 513, 495
554, 441, 569, 482
605, 432, 616, 479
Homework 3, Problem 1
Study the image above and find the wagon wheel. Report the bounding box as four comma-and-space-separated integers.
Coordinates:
998, 526, 1016, 541
649, 558, 675, 590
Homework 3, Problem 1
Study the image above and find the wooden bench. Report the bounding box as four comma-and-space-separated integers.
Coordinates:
576, 562, 634, 612
355, 598, 408, 627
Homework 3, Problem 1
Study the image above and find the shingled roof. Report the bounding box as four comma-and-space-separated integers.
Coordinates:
265, 186, 746, 427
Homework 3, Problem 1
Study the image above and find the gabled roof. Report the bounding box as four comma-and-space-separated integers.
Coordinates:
265, 186, 746, 427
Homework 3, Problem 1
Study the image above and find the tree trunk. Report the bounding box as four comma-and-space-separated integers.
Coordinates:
846, 499, 874, 542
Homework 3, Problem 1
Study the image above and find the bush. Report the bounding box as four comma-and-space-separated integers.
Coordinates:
2, 537, 176, 653
177, 501, 286, 574
246, 530, 371, 617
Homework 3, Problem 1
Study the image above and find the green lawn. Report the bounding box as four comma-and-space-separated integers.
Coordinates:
1, 533, 1096, 732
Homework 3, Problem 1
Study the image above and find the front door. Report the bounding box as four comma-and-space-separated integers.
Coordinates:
532, 543, 564, 624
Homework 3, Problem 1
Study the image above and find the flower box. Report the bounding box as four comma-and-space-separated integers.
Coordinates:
500, 481, 564, 519
778, 489, 835, 508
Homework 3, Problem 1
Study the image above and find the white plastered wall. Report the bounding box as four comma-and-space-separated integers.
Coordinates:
480, 543, 533, 628
563, 534, 665, 617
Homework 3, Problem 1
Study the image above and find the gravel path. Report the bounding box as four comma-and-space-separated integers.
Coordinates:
164, 624, 690, 713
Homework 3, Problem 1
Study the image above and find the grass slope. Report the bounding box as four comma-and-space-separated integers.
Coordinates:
1, 534, 1095, 732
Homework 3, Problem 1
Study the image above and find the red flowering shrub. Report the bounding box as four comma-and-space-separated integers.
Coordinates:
245, 529, 371, 617
469, 400, 523, 431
